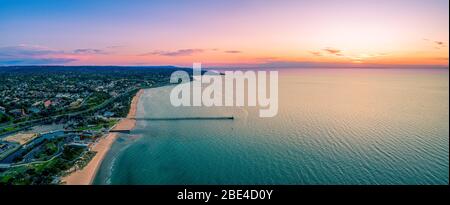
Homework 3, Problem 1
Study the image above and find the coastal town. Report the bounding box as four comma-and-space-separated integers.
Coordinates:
0, 66, 188, 185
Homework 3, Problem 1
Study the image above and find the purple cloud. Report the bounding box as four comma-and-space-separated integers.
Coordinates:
0, 45, 104, 65
0, 58, 77, 65
72, 48, 108, 54
0, 45, 77, 65
142, 49, 204, 57
0, 45, 59, 58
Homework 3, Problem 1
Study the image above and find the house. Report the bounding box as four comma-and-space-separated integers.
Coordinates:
44, 100, 52, 108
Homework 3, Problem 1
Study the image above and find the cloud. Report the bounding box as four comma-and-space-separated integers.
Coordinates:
72, 48, 108, 54
434, 41, 444, 45
309, 51, 322, 56
107, 45, 125, 49
433, 57, 449, 61
423, 38, 446, 49
322, 47, 342, 56
142, 49, 204, 57
255, 57, 279, 61
0, 45, 59, 58
0, 45, 107, 65
0, 45, 75, 65
224, 50, 242, 54
434, 41, 445, 48
0, 58, 77, 65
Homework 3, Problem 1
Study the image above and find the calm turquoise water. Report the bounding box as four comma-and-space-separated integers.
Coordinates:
94, 69, 449, 185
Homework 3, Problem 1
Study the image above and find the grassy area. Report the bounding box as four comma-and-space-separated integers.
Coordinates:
1, 125, 16, 132
0, 146, 85, 185
0, 124, 22, 136
0, 121, 35, 135
35, 139, 60, 160
75, 119, 119, 131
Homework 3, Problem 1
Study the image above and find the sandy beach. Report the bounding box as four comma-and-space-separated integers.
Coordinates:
61, 89, 144, 185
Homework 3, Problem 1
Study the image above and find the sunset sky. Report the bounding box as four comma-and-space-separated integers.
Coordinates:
0, 0, 448, 68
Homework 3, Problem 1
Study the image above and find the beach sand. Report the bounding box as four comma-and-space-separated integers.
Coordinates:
61, 89, 144, 185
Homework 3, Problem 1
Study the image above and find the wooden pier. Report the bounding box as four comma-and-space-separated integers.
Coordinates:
109, 130, 131, 133
131, 116, 234, 121
108, 116, 234, 133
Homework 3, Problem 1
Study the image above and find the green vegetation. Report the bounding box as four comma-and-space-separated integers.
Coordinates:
72, 151, 96, 171
0, 113, 11, 123
60, 146, 85, 161
0, 146, 85, 185
0, 125, 16, 133
111, 89, 139, 117
86, 91, 111, 108
35, 139, 60, 160
75, 118, 119, 131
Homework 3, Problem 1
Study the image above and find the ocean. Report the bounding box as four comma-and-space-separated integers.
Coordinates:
94, 68, 449, 185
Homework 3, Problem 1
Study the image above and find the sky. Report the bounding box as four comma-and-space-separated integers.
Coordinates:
0, 0, 448, 68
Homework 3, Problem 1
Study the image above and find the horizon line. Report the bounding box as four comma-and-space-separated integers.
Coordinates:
0, 64, 448, 69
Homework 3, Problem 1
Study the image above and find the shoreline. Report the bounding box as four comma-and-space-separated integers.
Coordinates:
61, 89, 144, 185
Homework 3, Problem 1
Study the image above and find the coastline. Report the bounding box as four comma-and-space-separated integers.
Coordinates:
61, 89, 144, 185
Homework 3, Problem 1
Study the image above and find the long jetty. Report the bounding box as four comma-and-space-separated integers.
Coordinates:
131, 116, 234, 121
109, 116, 234, 133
